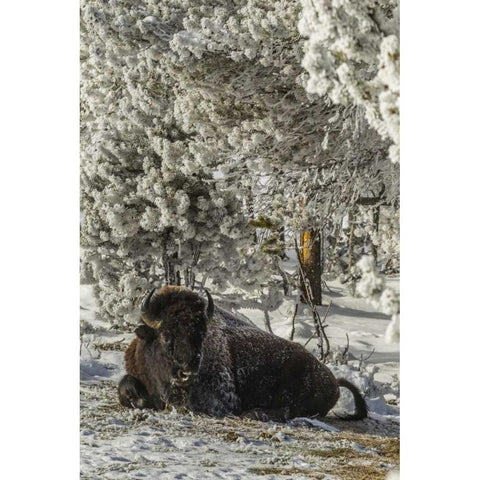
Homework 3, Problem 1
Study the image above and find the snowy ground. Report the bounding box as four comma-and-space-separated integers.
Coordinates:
80, 279, 399, 479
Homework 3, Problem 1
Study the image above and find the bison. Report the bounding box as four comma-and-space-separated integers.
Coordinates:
118, 286, 367, 421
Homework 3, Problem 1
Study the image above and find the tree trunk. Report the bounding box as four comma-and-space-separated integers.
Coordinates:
299, 229, 323, 305
371, 205, 380, 265
163, 254, 180, 286
246, 185, 257, 244
348, 210, 355, 272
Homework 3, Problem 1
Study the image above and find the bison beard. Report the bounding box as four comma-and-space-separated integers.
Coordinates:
118, 286, 368, 421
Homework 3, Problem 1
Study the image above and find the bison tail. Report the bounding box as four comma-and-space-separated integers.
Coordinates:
335, 378, 368, 420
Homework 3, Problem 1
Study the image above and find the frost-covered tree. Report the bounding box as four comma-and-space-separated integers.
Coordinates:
299, 0, 400, 163
80, 1, 262, 325
80, 0, 399, 325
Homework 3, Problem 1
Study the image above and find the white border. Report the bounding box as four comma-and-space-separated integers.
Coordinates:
1, 2, 79, 477
402, 1, 480, 478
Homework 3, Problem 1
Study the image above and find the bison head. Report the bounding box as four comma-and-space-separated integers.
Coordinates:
140, 286, 214, 385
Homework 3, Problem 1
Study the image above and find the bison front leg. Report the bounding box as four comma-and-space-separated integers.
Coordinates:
118, 375, 155, 409
189, 366, 241, 417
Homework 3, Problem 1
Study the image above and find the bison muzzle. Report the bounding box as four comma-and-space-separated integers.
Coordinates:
118, 286, 367, 421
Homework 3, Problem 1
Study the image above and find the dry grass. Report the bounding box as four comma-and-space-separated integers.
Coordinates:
316, 433, 399, 479
340, 433, 400, 463
304, 446, 371, 459
331, 464, 390, 480
249, 466, 326, 478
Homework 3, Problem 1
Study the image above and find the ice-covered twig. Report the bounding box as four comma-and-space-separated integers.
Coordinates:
304, 300, 332, 351
359, 348, 376, 370
342, 333, 350, 361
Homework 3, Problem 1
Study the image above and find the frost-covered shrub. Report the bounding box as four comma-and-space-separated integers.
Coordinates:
384, 313, 400, 344
325, 360, 399, 416
354, 255, 400, 343
80, 320, 96, 336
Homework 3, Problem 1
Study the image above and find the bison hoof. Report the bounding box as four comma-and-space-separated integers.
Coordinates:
118, 375, 152, 409
242, 409, 271, 422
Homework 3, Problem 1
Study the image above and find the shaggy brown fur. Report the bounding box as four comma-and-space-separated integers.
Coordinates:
118, 287, 368, 421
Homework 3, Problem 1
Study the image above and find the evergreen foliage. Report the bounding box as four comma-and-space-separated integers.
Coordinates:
80, 0, 399, 326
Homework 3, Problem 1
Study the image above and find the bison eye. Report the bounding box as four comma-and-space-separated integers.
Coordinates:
159, 331, 171, 345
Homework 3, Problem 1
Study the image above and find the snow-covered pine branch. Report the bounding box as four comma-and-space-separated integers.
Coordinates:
299, 0, 400, 163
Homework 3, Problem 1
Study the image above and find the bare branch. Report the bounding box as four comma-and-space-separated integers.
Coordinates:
359, 348, 376, 369
302, 292, 332, 363
290, 301, 299, 341
263, 309, 274, 335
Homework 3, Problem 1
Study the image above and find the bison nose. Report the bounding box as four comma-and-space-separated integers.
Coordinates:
177, 369, 192, 382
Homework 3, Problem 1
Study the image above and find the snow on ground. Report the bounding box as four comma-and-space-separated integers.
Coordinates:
80, 278, 399, 479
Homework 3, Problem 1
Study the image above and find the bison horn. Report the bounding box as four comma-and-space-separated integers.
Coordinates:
205, 289, 215, 321
140, 288, 160, 328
